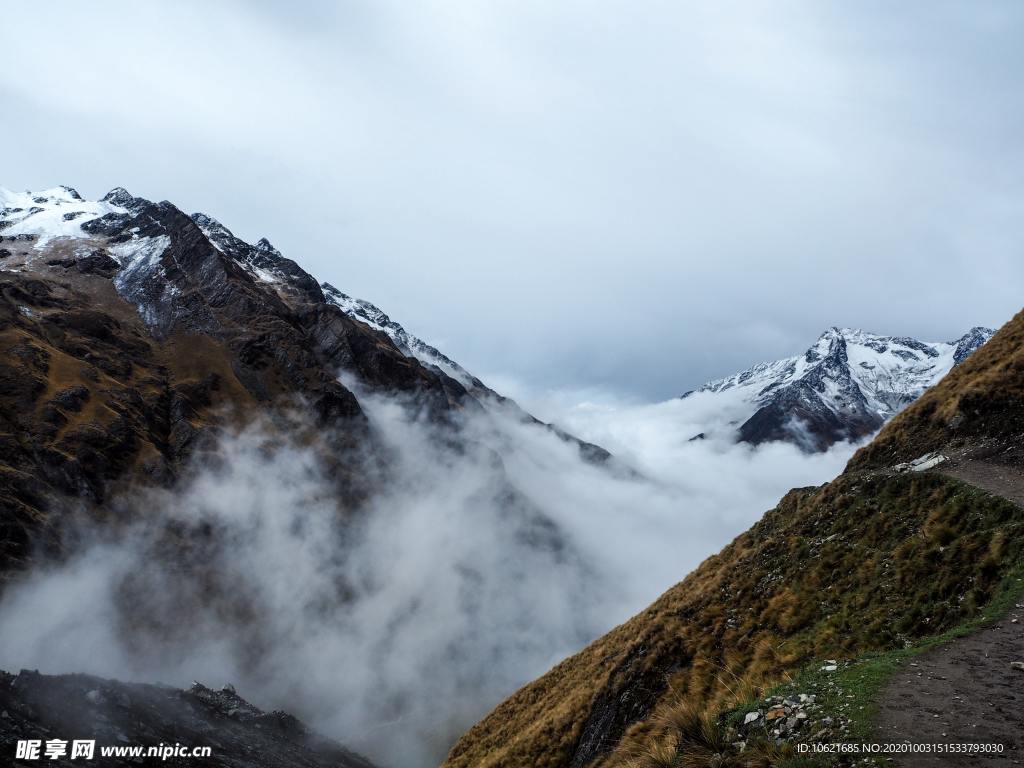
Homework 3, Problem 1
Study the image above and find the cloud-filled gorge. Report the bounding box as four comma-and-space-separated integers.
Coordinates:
0, 387, 858, 767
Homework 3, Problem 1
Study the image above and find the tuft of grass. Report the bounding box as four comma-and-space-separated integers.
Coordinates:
623, 737, 680, 768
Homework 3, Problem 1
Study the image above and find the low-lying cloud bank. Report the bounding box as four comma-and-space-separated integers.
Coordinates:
0, 385, 860, 767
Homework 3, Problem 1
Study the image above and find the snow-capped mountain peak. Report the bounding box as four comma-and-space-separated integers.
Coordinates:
1, 184, 485, 395
682, 326, 994, 451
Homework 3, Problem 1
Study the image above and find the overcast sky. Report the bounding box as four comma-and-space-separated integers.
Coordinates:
4, 1, 1023, 400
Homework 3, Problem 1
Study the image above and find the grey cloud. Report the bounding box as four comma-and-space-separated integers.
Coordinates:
2, 0, 1022, 398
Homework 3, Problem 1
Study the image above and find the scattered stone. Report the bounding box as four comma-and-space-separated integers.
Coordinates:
1010, 661, 1024, 672
897, 452, 948, 473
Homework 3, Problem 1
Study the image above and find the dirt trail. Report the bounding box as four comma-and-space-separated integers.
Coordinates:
873, 460, 1024, 766
875, 616, 1023, 766
943, 459, 1024, 508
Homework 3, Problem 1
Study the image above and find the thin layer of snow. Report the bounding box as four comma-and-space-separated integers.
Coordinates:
110, 235, 172, 293
248, 264, 282, 285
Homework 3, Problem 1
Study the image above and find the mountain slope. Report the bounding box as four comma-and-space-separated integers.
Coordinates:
445, 308, 1024, 768
682, 327, 993, 452
0, 185, 462, 572
320, 282, 480, 390
0, 184, 609, 574
0, 184, 624, 766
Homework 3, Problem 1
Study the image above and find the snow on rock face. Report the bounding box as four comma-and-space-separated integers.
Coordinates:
109, 234, 174, 327
683, 326, 994, 451
110, 235, 172, 287
953, 327, 995, 365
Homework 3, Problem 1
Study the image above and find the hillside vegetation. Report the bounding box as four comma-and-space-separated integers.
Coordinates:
445, 308, 1024, 768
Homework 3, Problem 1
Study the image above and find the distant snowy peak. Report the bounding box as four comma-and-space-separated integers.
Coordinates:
683, 326, 994, 451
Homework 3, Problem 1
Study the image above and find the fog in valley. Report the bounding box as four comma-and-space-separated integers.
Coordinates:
0, 384, 857, 766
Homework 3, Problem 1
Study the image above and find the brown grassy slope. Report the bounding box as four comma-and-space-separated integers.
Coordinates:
848, 307, 1024, 471
0, 264, 365, 577
445, 474, 1023, 768
444, 307, 1024, 768
0, 273, 265, 574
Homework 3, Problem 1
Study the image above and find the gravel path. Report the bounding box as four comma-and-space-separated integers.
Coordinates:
873, 460, 1024, 766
